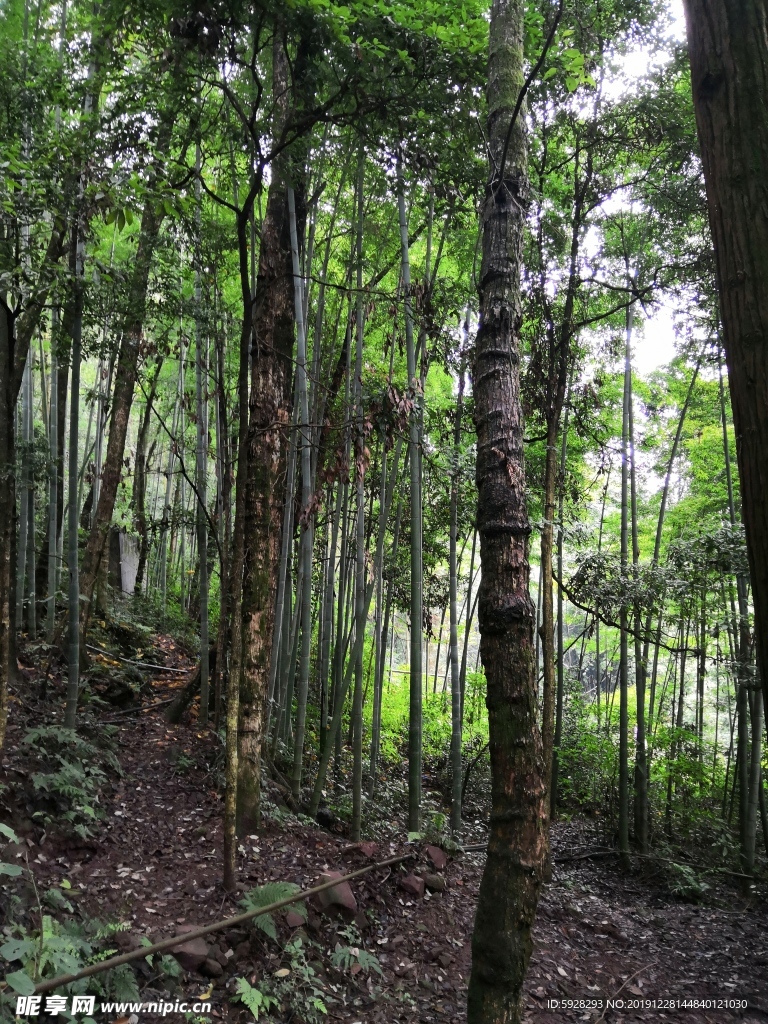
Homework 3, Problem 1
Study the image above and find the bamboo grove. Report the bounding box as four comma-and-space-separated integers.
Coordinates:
1, 0, 767, 1019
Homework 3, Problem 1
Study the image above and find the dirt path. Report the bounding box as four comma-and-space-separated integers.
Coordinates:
2, 639, 767, 1024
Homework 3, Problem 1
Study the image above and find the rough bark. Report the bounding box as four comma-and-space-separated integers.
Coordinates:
223, 189, 258, 889
682, 0, 768, 717
467, 0, 549, 1019
237, 34, 304, 831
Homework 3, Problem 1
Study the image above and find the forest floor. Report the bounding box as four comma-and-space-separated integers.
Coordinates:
2, 620, 768, 1024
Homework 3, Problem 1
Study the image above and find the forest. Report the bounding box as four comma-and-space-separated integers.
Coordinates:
1, 0, 768, 1021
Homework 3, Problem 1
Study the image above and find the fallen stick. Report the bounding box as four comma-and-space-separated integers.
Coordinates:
595, 962, 657, 1024
30, 851, 414, 995
85, 645, 188, 674
461, 843, 617, 863
555, 848, 617, 863
102, 697, 176, 721
462, 844, 756, 880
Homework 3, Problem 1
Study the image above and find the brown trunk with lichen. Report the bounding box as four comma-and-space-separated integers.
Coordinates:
236, 35, 305, 833
78, 199, 165, 640
467, 1, 549, 1021
682, 0, 768, 719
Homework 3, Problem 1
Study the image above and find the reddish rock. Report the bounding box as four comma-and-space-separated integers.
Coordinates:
286, 911, 305, 928
399, 873, 426, 898
315, 870, 358, 918
172, 926, 208, 972
425, 845, 447, 871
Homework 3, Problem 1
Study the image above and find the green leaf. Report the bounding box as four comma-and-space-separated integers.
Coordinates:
1, 937, 36, 961
0, 823, 19, 842
0, 862, 22, 877
234, 978, 278, 1019
6, 970, 35, 995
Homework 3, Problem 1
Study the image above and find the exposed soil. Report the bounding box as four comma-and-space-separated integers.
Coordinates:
2, 628, 767, 1024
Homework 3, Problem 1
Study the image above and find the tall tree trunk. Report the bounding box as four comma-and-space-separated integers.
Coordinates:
237, 35, 303, 831
288, 184, 313, 801
460, 527, 478, 718
46, 314, 59, 642
16, 354, 33, 634
682, 0, 768, 718
617, 299, 632, 868
223, 189, 260, 889
449, 368, 465, 833
397, 156, 423, 835
467, 1, 549, 1019
65, 213, 85, 728
644, 357, 702, 788
78, 194, 167, 641
194, 151, 210, 727
629, 347, 647, 851
351, 153, 366, 841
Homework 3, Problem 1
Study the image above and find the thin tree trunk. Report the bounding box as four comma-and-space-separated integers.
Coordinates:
65, 213, 86, 728
550, 404, 568, 817
460, 527, 478, 720
644, 356, 702, 787
629, 344, 647, 852
194, 151, 210, 726
618, 296, 632, 869
78, 191, 167, 641
288, 184, 314, 801
397, 156, 423, 834
450, 368, 465, 832
351, 153, 365, 841
46, 314, 59, 641
223, 180, 261, 889
133, 359, 162, 594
